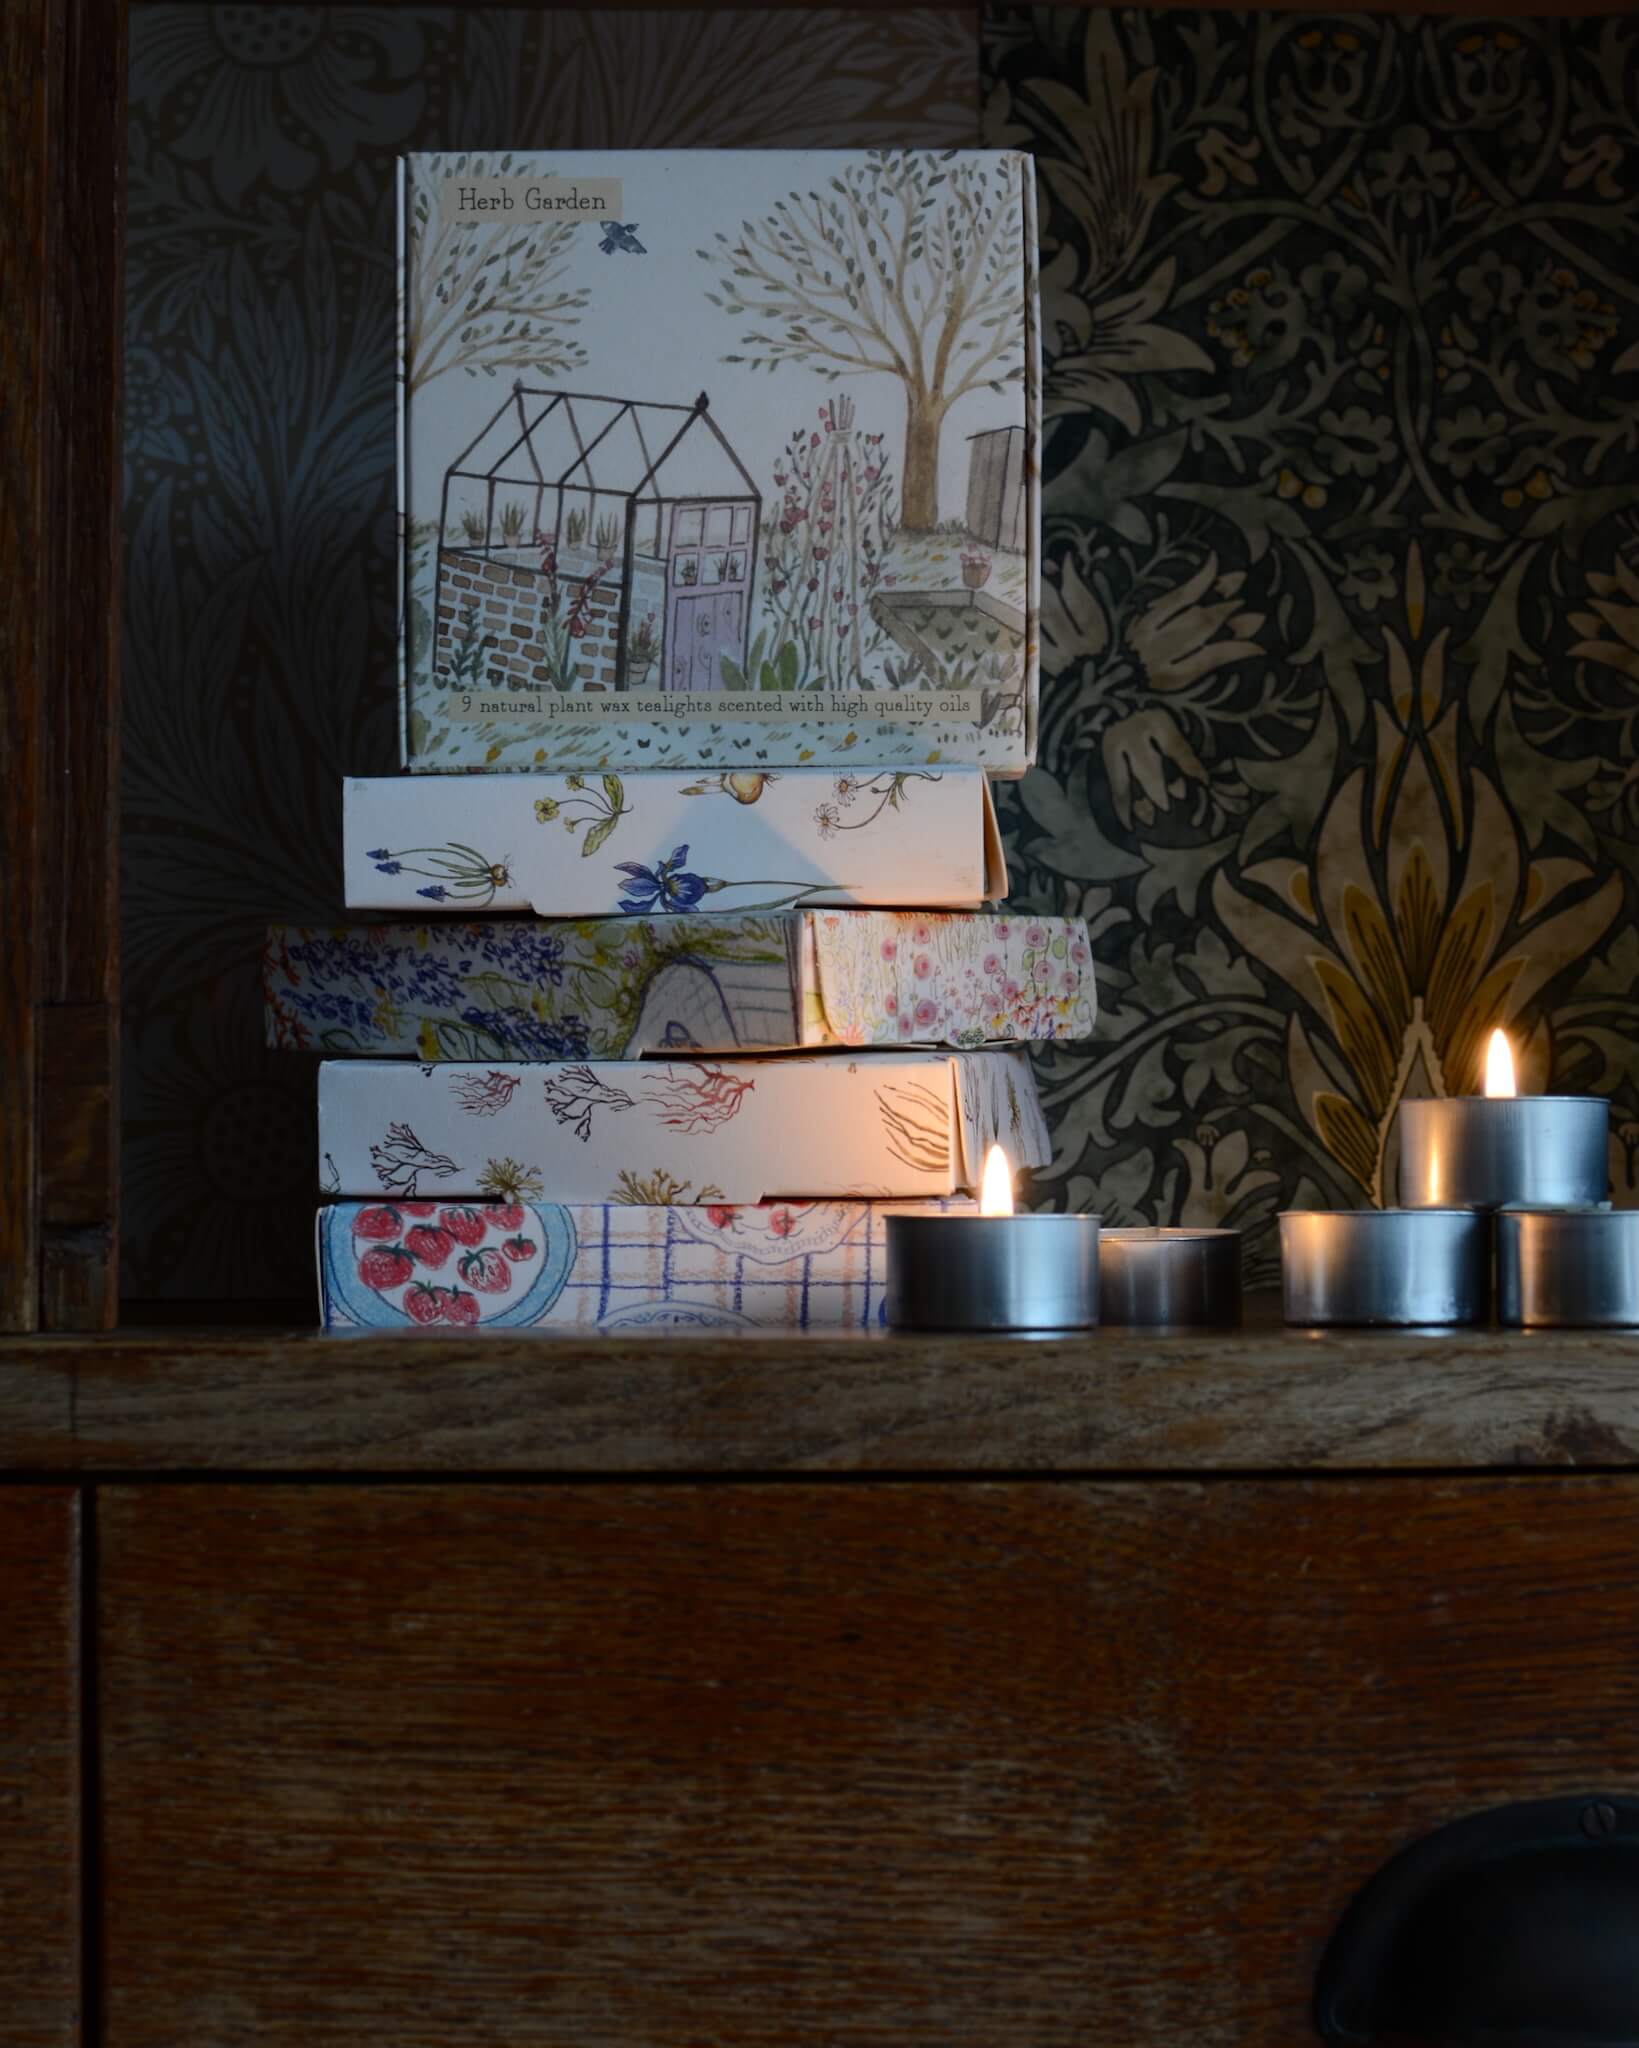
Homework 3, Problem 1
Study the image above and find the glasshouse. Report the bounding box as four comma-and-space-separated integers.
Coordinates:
435, 385, 760, 696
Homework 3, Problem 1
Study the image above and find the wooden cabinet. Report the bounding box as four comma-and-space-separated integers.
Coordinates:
96, 1476, 1639, 2046
0, 1322, 1632, 2040
0, 1489, 80, 2048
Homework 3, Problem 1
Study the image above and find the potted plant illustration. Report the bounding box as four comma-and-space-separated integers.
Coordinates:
626, 611, 659, 686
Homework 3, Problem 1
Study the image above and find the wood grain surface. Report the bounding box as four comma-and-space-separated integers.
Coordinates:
0, 1489, 80, 2047
37, 0, 123, 1331
0, 1307, 1634, 1472
0, 0, 122, 1332
99, 1479, 1639, 2045
0, 0, 49, 1331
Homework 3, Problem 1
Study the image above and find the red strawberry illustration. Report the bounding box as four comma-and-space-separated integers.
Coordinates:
405, 1224, 455, 1270
458, 1247, 511, 1295
400, 1201, 438, 1217
440, 1205, 487, 1247
490, 1202, 526, 1233
768, 1209, 795, 1238
442, 1289, 481, 1325
403, 1282, 447, 1325
501, 1234, 536, 1263
358, 1244, 415, 1290
706, 1204, 736, 1229
353, 1204, 403, 1241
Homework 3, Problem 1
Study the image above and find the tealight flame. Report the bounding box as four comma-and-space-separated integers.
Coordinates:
979, 1143, 1015, 1218
1484, 1027, 1516, 1099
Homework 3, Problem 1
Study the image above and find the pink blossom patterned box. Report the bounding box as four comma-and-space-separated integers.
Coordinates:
343, 767, 1006, 914
318, 1197, 975, 1333
266, 911, 1095, 1059
317, 1050, 1049, 1204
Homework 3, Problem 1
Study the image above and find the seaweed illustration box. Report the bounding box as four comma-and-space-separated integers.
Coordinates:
317, 1051, 1050, 1203
267, 910, 1095, 1060
343, 767, 1006, 913
398, 150, 1039, 776
318, 1198, 977, 1334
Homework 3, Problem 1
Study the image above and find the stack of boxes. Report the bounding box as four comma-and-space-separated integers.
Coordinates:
261, 146, 1098, 1332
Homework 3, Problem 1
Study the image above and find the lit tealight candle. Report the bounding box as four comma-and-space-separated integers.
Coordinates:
979, 1141, 1014, 1217
1485, 1025, 1515, 1099
1399, 1027, 1608, 1211
884, 1145, 1101, 1332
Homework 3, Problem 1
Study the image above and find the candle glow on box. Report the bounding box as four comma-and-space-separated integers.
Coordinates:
1399, 1028, 1608, 1211
884, 1145, 1101, 1332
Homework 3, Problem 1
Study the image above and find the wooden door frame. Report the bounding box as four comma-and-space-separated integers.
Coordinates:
1, 0, 125, 1331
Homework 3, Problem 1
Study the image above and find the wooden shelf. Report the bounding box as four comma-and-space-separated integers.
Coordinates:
4, 1299, 1639, 1473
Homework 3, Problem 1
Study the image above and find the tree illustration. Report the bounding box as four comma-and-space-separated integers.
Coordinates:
404, 153, 590, 394
700, 152, 1026, 531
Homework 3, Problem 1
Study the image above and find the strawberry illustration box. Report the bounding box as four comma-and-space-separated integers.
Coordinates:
398, 149, 1039, 778
319, 1197, 975, 1332
316, 1050, 1049, 1203
266, 909, 1095, 1059
342, 766, 1006, 914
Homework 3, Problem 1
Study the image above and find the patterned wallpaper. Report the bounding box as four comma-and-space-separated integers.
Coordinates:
987, 8, 1639, 1285
125, 5, 1639, 1297
122, 7, 980, 1296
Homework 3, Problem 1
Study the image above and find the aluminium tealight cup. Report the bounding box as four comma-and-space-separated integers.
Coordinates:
1098, 1228, 1241, 1327
1280, 1209, 1491, 1327
884, 1212, 1101, 1331
1497, 1208, 1639, 1327
1399, 1096, 1608, 1210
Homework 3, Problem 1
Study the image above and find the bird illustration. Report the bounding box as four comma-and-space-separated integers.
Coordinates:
599, 221, 646, 255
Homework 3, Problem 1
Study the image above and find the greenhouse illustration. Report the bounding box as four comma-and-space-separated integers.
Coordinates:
435, 384, 761, 696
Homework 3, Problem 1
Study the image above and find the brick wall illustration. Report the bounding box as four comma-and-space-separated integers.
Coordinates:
434, 547, 665, 692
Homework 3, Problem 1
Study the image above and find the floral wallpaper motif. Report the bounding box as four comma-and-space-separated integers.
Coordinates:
985, 8, 1639, 1282
123, 7, 980, 1296
129, 3, 1639, 1298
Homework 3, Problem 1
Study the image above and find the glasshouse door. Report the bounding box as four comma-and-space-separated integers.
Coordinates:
665, 501, 752, 691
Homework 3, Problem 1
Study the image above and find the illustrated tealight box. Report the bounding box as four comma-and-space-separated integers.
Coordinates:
318, 1197, 977, 1333
316, 1050, 1051, 1203
342, 767, 1006, 914
398, 149, 1039, 776
266, 910, 1095, 1059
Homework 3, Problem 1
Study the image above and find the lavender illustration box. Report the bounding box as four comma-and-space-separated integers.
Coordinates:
342, 766, 1006, 914
398, 150, 1039, 778
267, 910, 1095, 1060
319, 1197, 975, 1333
317, 1051, 1049, 1204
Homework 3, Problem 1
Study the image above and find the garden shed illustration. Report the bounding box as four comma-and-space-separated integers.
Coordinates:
965, 425, 1027, 553
436, 384, 760, 696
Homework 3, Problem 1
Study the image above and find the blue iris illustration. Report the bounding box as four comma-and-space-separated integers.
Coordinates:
614, 846, 709, 915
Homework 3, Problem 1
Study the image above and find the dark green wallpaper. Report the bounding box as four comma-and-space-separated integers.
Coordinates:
124, 6, 1639, 1295
987, 8, 1639, 1282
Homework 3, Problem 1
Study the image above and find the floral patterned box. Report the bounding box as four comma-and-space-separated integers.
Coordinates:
318, 1196, 975, 1333
343, 765, 1006, 913
398, 149, 1039, 776
266, 910, 1095, 1060
317, 1050, 1049, 1203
